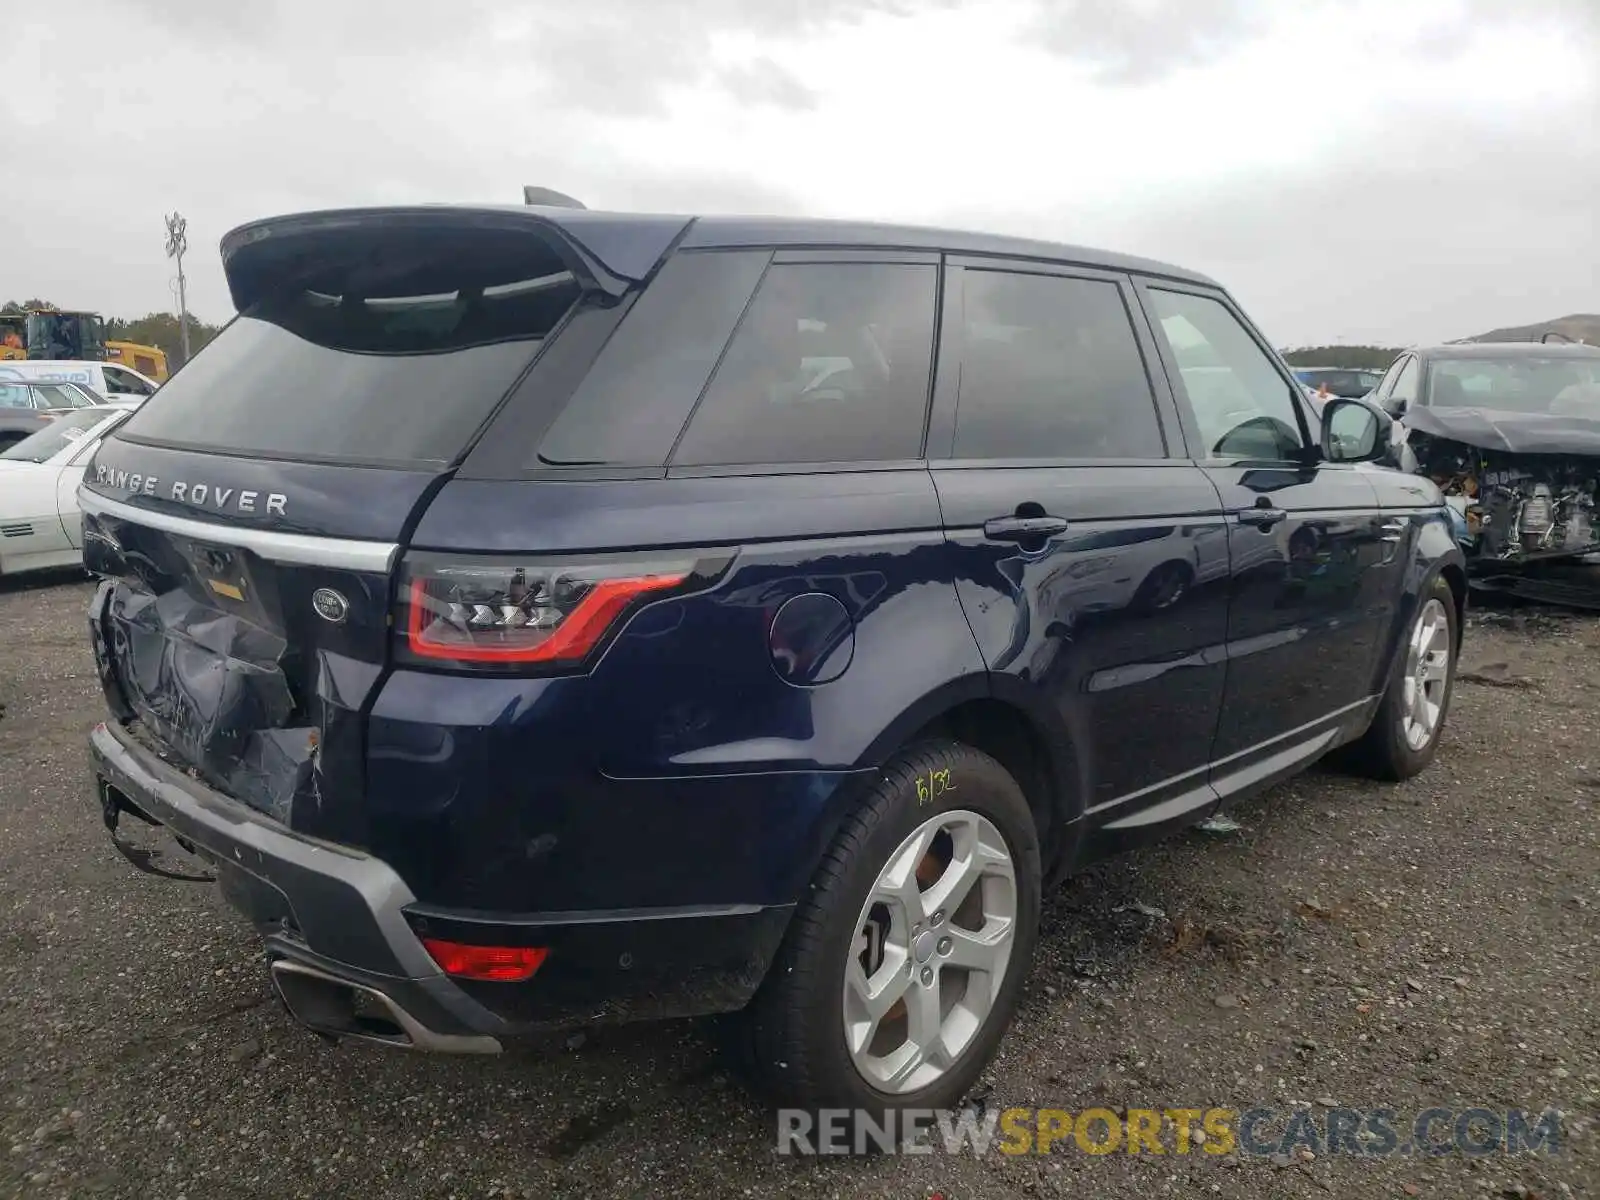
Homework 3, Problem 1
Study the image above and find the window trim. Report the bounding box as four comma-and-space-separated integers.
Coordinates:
661, 253, 944, 475
924, 258, 1185, 469
1130, 276, 1318, 468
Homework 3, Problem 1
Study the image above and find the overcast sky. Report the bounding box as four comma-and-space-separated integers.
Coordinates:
3, 0, 1595, 346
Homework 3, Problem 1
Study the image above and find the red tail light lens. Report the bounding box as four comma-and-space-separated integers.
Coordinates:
421, 937, 548, 982
400, 555, 707, 668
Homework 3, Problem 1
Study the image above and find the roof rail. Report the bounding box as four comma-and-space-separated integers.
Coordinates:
522, 187, 586, 209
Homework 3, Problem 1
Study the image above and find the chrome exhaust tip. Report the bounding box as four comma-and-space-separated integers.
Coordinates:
269, 959, 500, 1055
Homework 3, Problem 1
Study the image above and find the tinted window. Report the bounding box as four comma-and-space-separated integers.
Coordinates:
120, 230, 583, 468
670, 262, 937, 467
952, 271, 1165, 460
536, 250, 769, 467
1148, 288, 1305, 461
1299, 369, 1377, 396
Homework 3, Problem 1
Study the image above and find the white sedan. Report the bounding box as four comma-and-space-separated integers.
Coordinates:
0, 406, 129, 578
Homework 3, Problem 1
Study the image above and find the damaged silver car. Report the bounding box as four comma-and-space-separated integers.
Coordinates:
1370, 341, 1600, 607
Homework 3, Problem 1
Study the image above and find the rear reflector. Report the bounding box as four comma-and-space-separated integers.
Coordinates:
421, 937, 549, 983
399, 554, 701, 668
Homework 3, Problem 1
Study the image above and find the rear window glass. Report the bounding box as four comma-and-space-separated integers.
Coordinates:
119, 229, 583, 468
0, 408, 122, 462
33, 382, 97, 409
669, 262, 937, 467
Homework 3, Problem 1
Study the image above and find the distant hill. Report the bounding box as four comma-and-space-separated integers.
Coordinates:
1459, 313, 1600, 345
1282, 312, 1598, 368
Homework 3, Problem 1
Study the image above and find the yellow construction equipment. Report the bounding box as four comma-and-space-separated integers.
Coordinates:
0, 308, 168, 380
106, 340, 170, 383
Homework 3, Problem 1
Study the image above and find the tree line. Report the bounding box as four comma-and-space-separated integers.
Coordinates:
2, 299, 223, 367
1280, 345, 1402, 370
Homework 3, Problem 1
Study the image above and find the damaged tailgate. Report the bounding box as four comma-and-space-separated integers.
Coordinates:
81, 206, 599, 845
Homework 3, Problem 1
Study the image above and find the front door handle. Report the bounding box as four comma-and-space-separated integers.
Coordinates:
1235, 506, 1288, 531
983, 514, 1070, 542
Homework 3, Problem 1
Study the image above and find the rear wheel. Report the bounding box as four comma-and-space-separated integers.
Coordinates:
739, 740, 1041, 1112
1343, 575, 1458, 780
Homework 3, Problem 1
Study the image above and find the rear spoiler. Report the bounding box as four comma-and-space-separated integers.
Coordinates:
220, 206, 690, 309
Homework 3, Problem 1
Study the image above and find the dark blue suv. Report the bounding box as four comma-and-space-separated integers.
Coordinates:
81, 203, 1465, 1113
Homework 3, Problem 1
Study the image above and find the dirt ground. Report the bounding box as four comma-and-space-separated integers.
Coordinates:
1, 570, 1595, 1200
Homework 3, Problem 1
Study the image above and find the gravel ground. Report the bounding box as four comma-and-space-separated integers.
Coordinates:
1, 571, 1595, 1200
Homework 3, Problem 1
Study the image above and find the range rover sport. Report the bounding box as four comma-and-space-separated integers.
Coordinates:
81, 203, 1465, 1113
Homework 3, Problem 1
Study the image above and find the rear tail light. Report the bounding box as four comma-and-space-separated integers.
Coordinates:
399, 553, 725, 670
421, 937, 548, 983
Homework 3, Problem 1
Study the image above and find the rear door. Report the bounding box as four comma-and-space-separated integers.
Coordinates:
927, 259, 1231, 834
79, 213, 602, 843
1133, 281, 1394, 781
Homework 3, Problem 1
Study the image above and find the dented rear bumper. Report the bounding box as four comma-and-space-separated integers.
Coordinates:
90, 717, 507, 1050
88, 717, 794, 1043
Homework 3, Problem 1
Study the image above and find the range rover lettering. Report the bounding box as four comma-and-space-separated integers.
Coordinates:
81, 203, 1466, 1113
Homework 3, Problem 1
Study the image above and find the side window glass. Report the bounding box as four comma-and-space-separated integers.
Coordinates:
105, 366, 152, 396
536, 250, 769, 468
35, 383, 91, 409
1147, 288, 1305, 461
671, 262, 937, 467
1388, 357, 1420, 411
952, 271, 1166, 460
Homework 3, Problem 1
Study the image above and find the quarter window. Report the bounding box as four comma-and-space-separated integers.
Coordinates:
1147, 288, 1305, 461
670, 262, 937, 467
951, 270, 1166, 460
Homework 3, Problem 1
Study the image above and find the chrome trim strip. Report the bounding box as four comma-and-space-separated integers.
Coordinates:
78, 487, 398, 572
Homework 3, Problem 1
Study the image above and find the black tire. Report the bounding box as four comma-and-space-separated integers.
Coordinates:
737, 739, 1042, 1112
1342, 574, 1458, 781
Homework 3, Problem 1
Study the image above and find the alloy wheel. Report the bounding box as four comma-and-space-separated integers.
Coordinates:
1401, 596, 1451, 751
842, 809, 1018, 1094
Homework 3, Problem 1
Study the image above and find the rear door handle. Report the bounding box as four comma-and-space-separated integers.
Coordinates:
1234, 507, 1288, 531
983, 515, 1070, 542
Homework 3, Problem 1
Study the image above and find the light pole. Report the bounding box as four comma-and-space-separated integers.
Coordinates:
164, 212, 191, 363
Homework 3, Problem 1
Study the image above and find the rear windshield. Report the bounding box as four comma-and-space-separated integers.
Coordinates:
118, 229, 584, 468
1, 407, 123, 462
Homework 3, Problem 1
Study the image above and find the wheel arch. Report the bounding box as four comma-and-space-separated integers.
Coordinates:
851, 674, 1082, 877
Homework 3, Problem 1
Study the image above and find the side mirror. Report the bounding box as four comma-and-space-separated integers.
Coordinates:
1321, 396, 1393, 464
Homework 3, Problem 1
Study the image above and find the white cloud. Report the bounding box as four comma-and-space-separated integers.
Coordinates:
0, 0, 1593, 346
